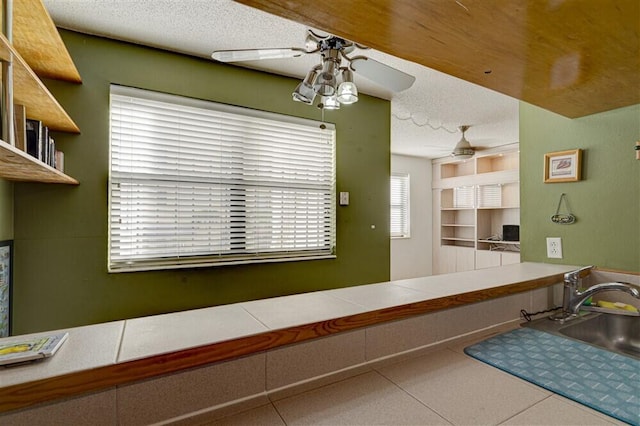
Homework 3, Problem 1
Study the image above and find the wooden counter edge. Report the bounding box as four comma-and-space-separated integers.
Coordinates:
0, 273, 563, 413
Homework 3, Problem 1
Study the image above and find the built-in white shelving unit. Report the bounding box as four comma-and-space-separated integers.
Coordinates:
432, 143, 520, 274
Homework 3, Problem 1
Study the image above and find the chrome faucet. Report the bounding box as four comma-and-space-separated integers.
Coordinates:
552, 266, 640, 320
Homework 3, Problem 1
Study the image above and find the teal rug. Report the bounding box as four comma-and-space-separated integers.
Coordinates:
464, 327, 639, 425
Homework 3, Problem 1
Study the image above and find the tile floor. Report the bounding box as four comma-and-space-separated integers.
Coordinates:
206, 337, 625, 426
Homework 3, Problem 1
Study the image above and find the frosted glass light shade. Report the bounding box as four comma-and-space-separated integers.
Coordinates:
292, 82, 317, 104
292, 67, 320, 104
314, 60, 338, 96
337, 81, 358, 104
322, 95, 340, 110
314, 72, 336, 96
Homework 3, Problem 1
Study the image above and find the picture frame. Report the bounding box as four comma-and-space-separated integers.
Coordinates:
0, 240, 13, 337
544, 149, 582, 183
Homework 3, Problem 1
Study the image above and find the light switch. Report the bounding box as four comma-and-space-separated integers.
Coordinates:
339, 192, 349, 206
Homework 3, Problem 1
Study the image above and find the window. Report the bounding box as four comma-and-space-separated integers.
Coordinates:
109, 85, 336, 272
390, 173, 410, 238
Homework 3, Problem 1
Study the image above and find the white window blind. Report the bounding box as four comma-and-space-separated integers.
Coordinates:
390, 173, 410, 238
477, 184, 502, 208
453, 186, 475, 208
109, 85, 336, 272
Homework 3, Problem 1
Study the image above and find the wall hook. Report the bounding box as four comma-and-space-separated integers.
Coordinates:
551, 193, 576, 224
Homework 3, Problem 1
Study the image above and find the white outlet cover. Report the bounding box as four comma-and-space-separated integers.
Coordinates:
546, 237, 563, 259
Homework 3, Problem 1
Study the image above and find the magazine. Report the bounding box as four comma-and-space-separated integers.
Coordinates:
0, 332, 69, 366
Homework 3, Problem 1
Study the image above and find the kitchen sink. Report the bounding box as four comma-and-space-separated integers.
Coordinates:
524, 312, 640, 359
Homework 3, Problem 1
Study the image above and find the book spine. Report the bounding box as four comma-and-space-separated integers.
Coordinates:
48, 137, 55, 167
25, 118, 40, 159
14, 104, 27, 151
39, 125, 48, 163
54, 150, 64, 172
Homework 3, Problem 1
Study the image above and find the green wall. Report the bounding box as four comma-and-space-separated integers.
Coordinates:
520, 103, 640, 271
0, 179, 12, 240
12, 31, 391, 334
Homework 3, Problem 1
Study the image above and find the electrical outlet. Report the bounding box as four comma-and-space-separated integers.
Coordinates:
546, 237, 563, 259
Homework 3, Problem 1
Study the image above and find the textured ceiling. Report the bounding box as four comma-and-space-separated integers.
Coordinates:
42, 0, 520, 158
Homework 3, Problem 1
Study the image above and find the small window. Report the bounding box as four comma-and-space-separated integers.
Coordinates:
109, 85, 336, 272
390, 173, 410, 238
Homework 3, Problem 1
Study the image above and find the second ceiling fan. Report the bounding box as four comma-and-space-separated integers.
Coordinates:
451, 125, 489, 159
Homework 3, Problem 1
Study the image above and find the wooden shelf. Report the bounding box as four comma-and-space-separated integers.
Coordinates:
0, 1, 81, 185
477, 240, 520, 245
0, 139, 78, 184
10, 0, 82, 83
0, 33, 79, 133
442, 224, 474, 227
442, 237, 475, 242
478, 206, 519, 210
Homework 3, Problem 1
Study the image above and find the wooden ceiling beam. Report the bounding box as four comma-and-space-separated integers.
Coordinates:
235, 0, 639, 118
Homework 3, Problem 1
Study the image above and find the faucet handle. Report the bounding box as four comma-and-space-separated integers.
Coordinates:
564, 265, 594, 285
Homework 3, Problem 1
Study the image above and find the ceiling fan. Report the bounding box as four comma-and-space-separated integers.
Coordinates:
211, 29, 416, 109
451, 125, 488, 159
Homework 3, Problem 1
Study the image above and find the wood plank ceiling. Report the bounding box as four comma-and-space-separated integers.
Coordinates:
236, 0, 639, 118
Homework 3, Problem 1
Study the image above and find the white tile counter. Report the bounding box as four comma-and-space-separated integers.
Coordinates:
0, 321, 124, 388
0, 262, 580, 419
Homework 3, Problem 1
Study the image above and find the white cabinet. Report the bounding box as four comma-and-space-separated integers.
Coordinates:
475, 250, 501, 269
501, 251, 521, 265
476, 250, 521, 269
436, 245, 475, 274
432, 144, 520, 274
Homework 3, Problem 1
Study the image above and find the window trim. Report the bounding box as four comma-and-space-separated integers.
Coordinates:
108, 85, 336, 272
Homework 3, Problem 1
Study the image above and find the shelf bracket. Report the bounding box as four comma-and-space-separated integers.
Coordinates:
1, 0, 14, 146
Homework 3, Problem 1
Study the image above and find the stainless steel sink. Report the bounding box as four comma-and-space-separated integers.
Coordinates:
524, 312, 640, 359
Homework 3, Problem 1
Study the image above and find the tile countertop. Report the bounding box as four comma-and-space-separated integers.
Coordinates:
0, 262, 579, 412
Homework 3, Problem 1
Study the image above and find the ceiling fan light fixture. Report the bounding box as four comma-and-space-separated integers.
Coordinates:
337, 68, 358, 104
451, 125, 475, 159
212, 30, 415, 111
451, 142, 475, 159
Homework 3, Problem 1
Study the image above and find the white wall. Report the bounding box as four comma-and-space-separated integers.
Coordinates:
390, 155, 432, 279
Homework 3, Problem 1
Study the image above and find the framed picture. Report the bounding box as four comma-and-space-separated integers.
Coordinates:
544, 149, 582, 183
0, 240, 13, 337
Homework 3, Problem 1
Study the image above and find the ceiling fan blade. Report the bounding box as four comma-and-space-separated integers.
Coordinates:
350, 57, 416, 92
212, 48, 307, 62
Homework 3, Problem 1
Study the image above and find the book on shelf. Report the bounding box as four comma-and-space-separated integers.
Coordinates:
24, 118, 58, 168
14, 104, 27, 151
40, 125, 49, 164
54, 150, 64, 172
0, 332, 69, 366
25, 118, 41, 159
48, 136, 56, 168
